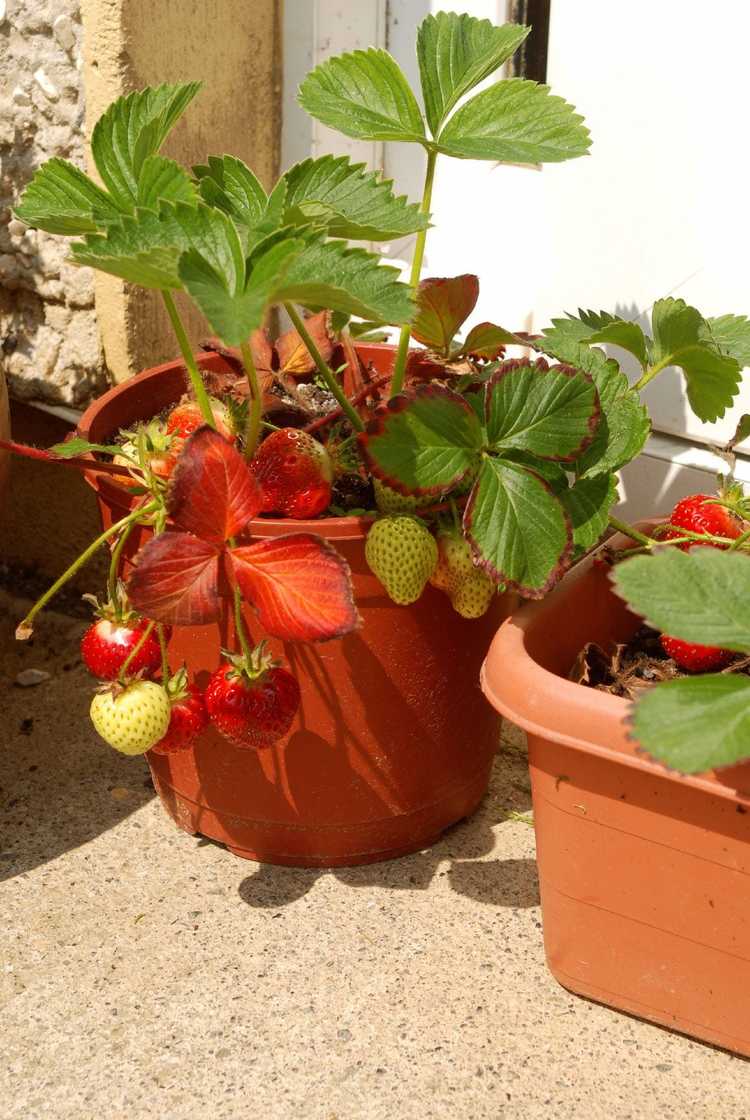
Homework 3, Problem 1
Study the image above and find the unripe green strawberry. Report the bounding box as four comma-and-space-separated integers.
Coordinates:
450, 570, 495, 619
373, 479, 434, 515
90, 680, 171, 755
365, 515, 438, 605
429, 529, 475, 594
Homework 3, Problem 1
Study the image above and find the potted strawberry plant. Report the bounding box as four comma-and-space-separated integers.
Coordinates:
480, 304, 750, 1054
7, 12, 602, 867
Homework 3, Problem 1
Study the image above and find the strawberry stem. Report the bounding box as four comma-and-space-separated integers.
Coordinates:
284, 303, 365, 433
118, 620, 155, 683
390, 147, 438, 398
162, 291, 216, 430
15, 499, 159, 640
108, 519, 136, 610
232, 585, 254, 664
240, 339, 263, 459
607, 517, 654, 547
157, 624, 171, 684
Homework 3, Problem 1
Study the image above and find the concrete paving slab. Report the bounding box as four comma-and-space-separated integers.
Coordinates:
2, 595, 749, 1119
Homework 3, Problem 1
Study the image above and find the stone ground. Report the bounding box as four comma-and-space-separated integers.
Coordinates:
2, 593, 750, 1120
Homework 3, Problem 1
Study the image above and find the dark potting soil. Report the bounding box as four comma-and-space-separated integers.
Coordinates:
572, 626, 750, 701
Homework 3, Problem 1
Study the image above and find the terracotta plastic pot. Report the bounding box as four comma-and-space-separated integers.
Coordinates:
78, 344, 508, 867
481, 533, 750, 1057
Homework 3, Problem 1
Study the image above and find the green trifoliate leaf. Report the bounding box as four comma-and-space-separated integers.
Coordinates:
416, 13, 530, 135
179, 236, 304, 347
485, 358, 599, 461
274, 239, 414, 325
701, 313, 750, 369
464, 457, 571, 597
71, 202, 244, 292
561, 473, 618, 553
412, 275, 479, 355
281, 155, 428, 241
436, 78, 591, 163
539, 322, 650, 477
650, 298, 741, 423
91, 81, 201, 209
298, 48, 426, 144
360, 386, 484, 494
14, 157, 125, 235
458, 321, 518, 360
137, 155, 199, 209
630, 675, 750, 774
613, 548, 750, 652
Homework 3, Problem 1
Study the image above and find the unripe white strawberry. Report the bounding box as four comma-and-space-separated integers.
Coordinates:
429, 529, 475, 594
450, 570, 495, 619
373, 479, 435, 515
365, 515, 438, 605
90, 680, 171, 755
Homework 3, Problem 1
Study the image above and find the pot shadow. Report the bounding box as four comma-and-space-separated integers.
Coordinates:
236, 750, 539, 911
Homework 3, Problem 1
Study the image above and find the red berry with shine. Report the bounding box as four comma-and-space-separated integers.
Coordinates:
251, 428, 333, 519
660, 634, 733, 673
205, 663, 301, 749
664, 493, 744, 550
151, 683, 208, 754
81, 619, 161, 680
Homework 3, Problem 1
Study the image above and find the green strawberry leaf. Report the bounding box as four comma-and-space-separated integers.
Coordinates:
359, 386, 485, 494
298, 48, 426, 144
630, 675, 750, 774
701, 313, 750, 369
416, 12, 530, 136
179, 236, 305, 347
14, 157, 125, 235
458, 321, 517, 360
282, 155, 428, 241
561, 472, 618, 553
49, 437, 123, 459
650, 297, 741, 423
274, 238, 414, 325
91, 81, 201, 209
464, 457, 572, 597
613, 547, 750, 652
70, 201, 243, 292
436, 78, 591, 163
485, 357, 599, 461
136, 155, 199, 209
412, 275, 479, 356
581, 318, 648, 369
194, 155, 268, 230
539, 323, 650, 477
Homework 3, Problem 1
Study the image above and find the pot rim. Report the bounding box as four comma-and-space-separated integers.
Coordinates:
76, 346, 399, 541
480, 528, 750, 803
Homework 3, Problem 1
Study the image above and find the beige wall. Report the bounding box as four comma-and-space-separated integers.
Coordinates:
79, 0, 282, 381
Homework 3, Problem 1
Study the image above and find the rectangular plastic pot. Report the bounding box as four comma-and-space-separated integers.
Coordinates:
480, 536, 750, 1056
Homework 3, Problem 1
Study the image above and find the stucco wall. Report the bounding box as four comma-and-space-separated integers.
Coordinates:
0, 0, 280, 405
0, 0, 106, 405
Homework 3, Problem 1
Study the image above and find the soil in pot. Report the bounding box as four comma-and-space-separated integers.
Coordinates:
79, 345, 509, 867
481, 538, 750, 1059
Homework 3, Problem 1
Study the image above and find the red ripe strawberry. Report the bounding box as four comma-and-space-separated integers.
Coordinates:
151, 670, 208, 754
81, 617, 161, 680
664, 493, 744, 550
251, 428, 333, 519
205, 650, 301, 749
660, 634, 733, 673
165, 400, 232, 443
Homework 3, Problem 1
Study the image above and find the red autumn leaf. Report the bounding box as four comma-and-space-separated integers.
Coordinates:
276, 310, 334, 377
227, 534, 360, 642
127, 532, 222, 626
411, 275, 479, 357
168, 427, 263, 544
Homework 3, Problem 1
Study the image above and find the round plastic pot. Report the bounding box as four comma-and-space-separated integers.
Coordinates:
481, 532, 750, 1057
78, 344, 507, 867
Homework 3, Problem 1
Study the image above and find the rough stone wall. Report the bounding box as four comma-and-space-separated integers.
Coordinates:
0, 0, 107, 406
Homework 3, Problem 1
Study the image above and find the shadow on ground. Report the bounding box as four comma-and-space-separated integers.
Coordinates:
1, 592, 155, 881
